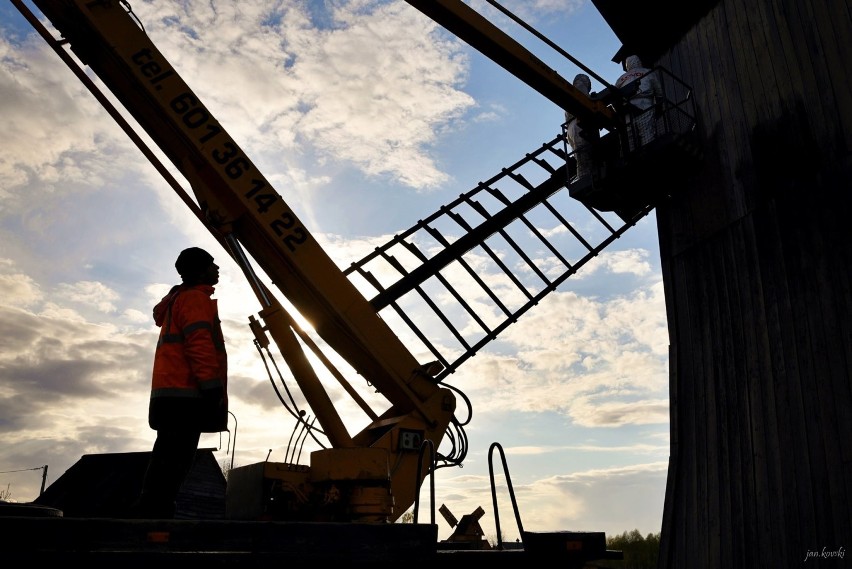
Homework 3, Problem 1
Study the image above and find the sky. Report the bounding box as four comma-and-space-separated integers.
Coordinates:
0, 0, 669, 543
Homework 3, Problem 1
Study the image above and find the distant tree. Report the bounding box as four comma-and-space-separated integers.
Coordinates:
485, 532, 509, 548
0, 483, 11, 501
400, 510, 414, 523
590, 529, 661, 569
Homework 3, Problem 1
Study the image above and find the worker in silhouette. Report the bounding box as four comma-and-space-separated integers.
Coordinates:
564, 73, 599, 184
614, 54, 664, 148
132, 247, 228, 518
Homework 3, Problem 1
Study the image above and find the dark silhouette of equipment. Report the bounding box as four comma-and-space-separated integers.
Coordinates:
439, 504, 492, 550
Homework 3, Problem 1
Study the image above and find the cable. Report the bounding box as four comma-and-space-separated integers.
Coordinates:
0, 466, 45, 474
120, 1, 145, 32
295, 417, 317, 465
253, 339, 328, 455
483, 0, 615, 90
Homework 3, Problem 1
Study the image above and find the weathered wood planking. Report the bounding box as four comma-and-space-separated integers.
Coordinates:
638, 0, 852, 566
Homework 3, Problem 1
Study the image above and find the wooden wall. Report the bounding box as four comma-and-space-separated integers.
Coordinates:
652, 0, 852, 567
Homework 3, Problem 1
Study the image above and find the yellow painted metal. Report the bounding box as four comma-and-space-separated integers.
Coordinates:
25, 0, 461, 522
404, 0, 617, 129
32, 0, 446, 419
256, 301, 354, 448
311, 448, 390, 482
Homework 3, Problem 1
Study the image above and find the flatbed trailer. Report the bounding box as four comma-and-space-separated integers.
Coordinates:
1, 508, 622, 568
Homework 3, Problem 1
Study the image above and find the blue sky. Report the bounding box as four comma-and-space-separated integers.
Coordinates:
0, 0, 668, 541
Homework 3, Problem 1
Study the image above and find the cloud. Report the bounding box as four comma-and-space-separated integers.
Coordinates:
127, 0, 475, 194
518, 462, 668, 535
436, 460, 668, 541
0, 33, 108, 192
471, 102, 507, 123
55, 281, 120, 313
292, 2, 475, 188
582, 249, 654, 277
445, 279, 668, 428
123, 308, 149, 323
503, 441, 667, 455
0, 266, 43, 307
569, 397, 670, 427
0, 301, 151, 434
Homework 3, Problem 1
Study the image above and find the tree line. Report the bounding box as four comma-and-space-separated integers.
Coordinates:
592, 529, 661, 569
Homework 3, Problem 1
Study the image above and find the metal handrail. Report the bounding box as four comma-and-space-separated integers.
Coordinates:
488, 442, 525, 550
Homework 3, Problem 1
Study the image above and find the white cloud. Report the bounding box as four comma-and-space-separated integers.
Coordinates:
471, 102, 507, 123
55, 281, 120, 313
520, 462, 668, 535
0, 266, 43, 306
128, 0, 475, 194
447, 280, 668, 428
123, 308, 149, 323
0, 35, 106, 191
435, 460, 667, 541
574, 248, 654, 279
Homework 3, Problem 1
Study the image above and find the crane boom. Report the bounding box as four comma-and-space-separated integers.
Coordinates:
33, 0, 443, 416
24, 0, 456, 521
17, 0, 639, 524
403, 0, 617, 130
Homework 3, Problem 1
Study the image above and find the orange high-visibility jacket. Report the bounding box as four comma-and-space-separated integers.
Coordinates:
149, 284, 228, 432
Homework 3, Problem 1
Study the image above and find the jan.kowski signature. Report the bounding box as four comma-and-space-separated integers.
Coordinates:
804, 546, 846, 562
